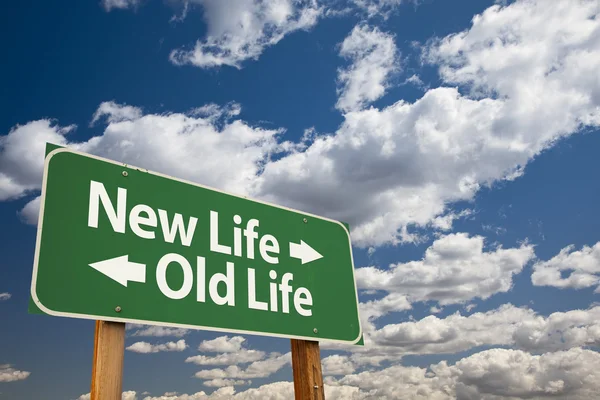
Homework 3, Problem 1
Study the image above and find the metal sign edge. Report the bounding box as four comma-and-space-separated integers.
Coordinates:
30, 146, 363, 345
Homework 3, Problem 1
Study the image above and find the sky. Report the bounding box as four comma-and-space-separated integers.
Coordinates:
1, 0, 600, 398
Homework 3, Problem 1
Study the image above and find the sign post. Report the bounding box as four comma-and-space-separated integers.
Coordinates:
291, 339, 325, 400
30, 145, 362, 399
90, 321, 125, 400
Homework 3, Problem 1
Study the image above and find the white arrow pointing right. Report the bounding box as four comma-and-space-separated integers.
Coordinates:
289, 240, 323, 265
89, 255, 146, 287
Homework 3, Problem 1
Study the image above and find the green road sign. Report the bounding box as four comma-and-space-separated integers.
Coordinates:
30, 146, 362, 344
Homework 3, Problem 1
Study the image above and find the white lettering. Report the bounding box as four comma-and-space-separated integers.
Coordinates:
269, 270, 278, 312
156, 253, 193, 300
129, 204, 157, 239
244, 219, 259, 260
209, 262, 235, 306
294, 287, 313, 316
279, 273, 293, 314
197, 256, 206, 302
88, 181, 126, 233
259, 235, 279, 264
248, 268, 268, 311
210, 211, 231, 255
158, 209, 197, 247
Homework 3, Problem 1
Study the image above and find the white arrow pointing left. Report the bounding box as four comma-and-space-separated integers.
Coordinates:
89, 255, 146, 287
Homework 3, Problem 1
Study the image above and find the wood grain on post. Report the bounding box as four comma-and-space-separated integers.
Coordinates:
291, 339, 325, 400
91, 321, 126, 400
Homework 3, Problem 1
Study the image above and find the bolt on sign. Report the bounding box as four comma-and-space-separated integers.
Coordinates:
30, 145, 362, 344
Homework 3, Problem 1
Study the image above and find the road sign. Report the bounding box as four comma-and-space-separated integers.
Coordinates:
30, 146, 362, 344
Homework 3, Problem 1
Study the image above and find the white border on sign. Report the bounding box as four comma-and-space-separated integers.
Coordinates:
30, 146, 363, 345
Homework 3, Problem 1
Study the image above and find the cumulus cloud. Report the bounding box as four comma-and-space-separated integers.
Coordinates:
0, 293, 11, 301
451, 348, 600, 399
126, 339, 188, 353
356, 233, 535, 305
101, 0, 141, 12
203, 379, 250, 388
326, 303, 600, 368
0, 101, 289, 222
322, 355, 356, 376
0, 120, 72, 201
336, 25, 399, 112
78, 347, 600, 399
130, 326, 190, 338
17, 196, 41, 225
5, 1, 600, 248
186, 350, 265, 366
169, 0, 321, 69
194, 352, 291, 380
0, 364, 30, 382
532, 242, 600, 291
77, 391, 137, 400
256, 0, 600, 246
352, 0, 405, 18
328, 347, 600, 400
90, 101, 142, 125
198, 336, 246, 353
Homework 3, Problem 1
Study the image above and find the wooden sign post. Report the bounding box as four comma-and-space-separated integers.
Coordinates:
291, 339, 325, 400
90, 321, 126, 400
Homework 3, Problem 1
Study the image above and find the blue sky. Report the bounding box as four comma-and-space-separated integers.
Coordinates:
2, 0, 600, 399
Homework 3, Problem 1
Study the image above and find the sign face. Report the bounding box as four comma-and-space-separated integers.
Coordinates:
30, 147, 362, 344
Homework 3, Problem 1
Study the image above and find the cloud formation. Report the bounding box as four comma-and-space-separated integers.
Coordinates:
95, 347, 600, 399
256, 0, 600, 246
170, 0, 321, 68
126, 339, 188, 353
336, 25, 399, 112
0, 364, 30, 382
101, 0, 141, 12
129, 326, 190, 338
3, 1, 600, 248
198, 336, 247, 353
0, 292, 11, 301
532, 242, 600, 291
356, 233, 535, 305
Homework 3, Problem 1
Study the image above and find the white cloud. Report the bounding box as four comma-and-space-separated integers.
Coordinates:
328, 347, 600, 400
126, 339, 188, 353
0, 293, 11, 301
0, 120, 72, 201
512, 306, 600, 353
336, 25, 399, 112
532, 242, 600, 291
84, 347, 600, 399
0, 364, 30, 382
130, 326, 189, 338
452, 348, 600, 399
429, 305, 442, 314
186, 349, 265, 366
77, 392, 137, 400
194, 352, 291, 380
356, 233, 535, 305
169, 0, 321, 69
322, 355, 356, 376
0, 102, 288, 222
326, 304, 600, 368
17, 196, 41, 225
256, 0, 600, 247
198, 336, 246, 353
101, 0, 141, 12
90, 101, 142, 125
352, 0, 405, 19
5, 0, 600, 249
203, 379, 250, 388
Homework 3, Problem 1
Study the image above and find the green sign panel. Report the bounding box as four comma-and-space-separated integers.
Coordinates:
30, 146, 362, 344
